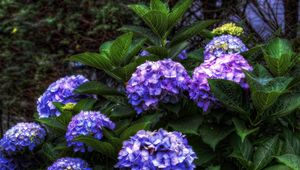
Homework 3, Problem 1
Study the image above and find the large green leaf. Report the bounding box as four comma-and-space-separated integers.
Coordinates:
110, 32, 133, 66
150, 0, 169, 14
73, 99, 97, 113
264, 165, 292, 170
208, 79, 249, 115
74, 136, 116, 159
145, 46, 169, 58
252, 136, 279, 170
124, 38, 147, 64
232, 118, 259, 142
69, 52, 112, 71
167, 0, 193, 30
170, 20, 217, 46
119, 25, 160, 45
199, 125, 234, 150
120, 122, 151, 140
168, 114, 203, 135
128, 4, 150, 19
142, 11, 168, 38
282, 129, 300, 155
275, 154, 300, 170
230, 136, 253, 168
75, 81, 123, 96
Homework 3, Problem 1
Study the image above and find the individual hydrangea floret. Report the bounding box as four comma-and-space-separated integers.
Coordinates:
47, 157, 91, 170
0, 123, 46, 155
204, 35, 248, 60
37, 75, 90, 118
126, 59, 191, 114
212, 22, 244, 36
115, 129, 197, 170
66, 111, 115, 152
189, 54, 252, 111
0, 152, 16, 170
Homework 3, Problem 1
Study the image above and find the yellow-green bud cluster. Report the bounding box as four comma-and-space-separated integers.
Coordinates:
212, 23, 244, 36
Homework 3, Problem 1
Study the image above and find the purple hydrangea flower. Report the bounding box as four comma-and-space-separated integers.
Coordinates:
204, 35, 248, 60
189, 54, 253, 111
126, 59, 191, 114
47, 157, 91, 170
66, 111, 115, 152
115, 129, 197, 170
0, 152, 16, 170
0, 123, 46, 155
37, 75, 90, 118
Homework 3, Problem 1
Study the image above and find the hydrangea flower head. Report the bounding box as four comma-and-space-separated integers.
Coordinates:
66, 111, 115, 152
115, 129, 197, 170
189, 54, 252, 111
0, 123, 46, 155
126, 59, 191, 114
0, 152, 16, 170
37, 75, 90, 118
204, 35, 248, 60
47, 157, 91, 170
212, 22, 244, 36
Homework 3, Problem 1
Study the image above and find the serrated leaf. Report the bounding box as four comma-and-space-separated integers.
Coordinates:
199, 125, 234, 150
120, 122, 151, 140
150, 0, 169, 14
69, 52, 112, 71
110, 32, 133, 66
170, 20, 217, 46
74, 136, 116, 159
168, 114, 203, 135
230, 136, 253, 168
167, 0, 193, 29
252, 136, 279, 170
75, 81, 123, 96
208, 79, 249, 115
119, 25, 160, 45
232, 118, 259, 142
275, 154, 300, 170
143, 11, 168, 38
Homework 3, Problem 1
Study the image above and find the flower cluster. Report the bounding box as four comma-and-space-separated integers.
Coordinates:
37, 75, 90, 118
47, 157, 91, 170
126, 59, 191, 114
66, 111, 115, 152
0, 152, 16, 170
212, 22, 244, 36
115, 129, 197, 170
189, 54, 252, 111
0, 123, 46, 155
204, 35, 248, 60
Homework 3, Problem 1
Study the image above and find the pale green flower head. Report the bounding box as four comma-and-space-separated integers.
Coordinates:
212, 23, 244, 36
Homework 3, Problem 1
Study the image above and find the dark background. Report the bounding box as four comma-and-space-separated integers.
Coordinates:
0, 0, 299, 135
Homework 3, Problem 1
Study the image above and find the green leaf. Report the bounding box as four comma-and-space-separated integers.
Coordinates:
41, 143, 58, 162
124, 38, 147, 64
36, 118, 66, 132
167, 0, 193, 29
150, 0, 169, 14
73, 98, 97, 113
110, 104, 135, 118
230, 136, 253, 168
208, 79, 249, 115
232, 118, 259, 142
266, 93, 300, 118
143, 11, 168, 38
145, 46, 169, 58
207, 166, 221, 170
168, 114, 203, 135
69, 52, 112, 71
99, 41, 113, 55
170, 20, 217, 46
169, 41, 188, 59
119, 25, 160, 45
252, 136, 279, 170
110, 32, 133, 66
263, 38, 295, 76
275, 154, 300, 170
75, 81, 123, 96
128, 4, 150, 19
74, 136, 116, 159
199, 125, 234, 150
282, 129, 300, 155
264, 165, 292, 170
120, 122, 151, 140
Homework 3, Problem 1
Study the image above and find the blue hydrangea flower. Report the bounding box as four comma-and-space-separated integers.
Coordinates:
189, 54, 252, 111
66, 111, 115, 152
140, 50, 188, 60
47, 157, 91, 170
126, 59, 191, 114
0, 152, 16, 170
115, 129, 197, 170
37, 75, 90, 118
0, 123, 46, 155
204, 35, 248, 60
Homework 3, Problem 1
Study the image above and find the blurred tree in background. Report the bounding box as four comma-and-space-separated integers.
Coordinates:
0, 0, 299, 135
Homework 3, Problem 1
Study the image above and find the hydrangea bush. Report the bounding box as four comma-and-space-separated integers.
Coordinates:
2, 0, 300, 169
